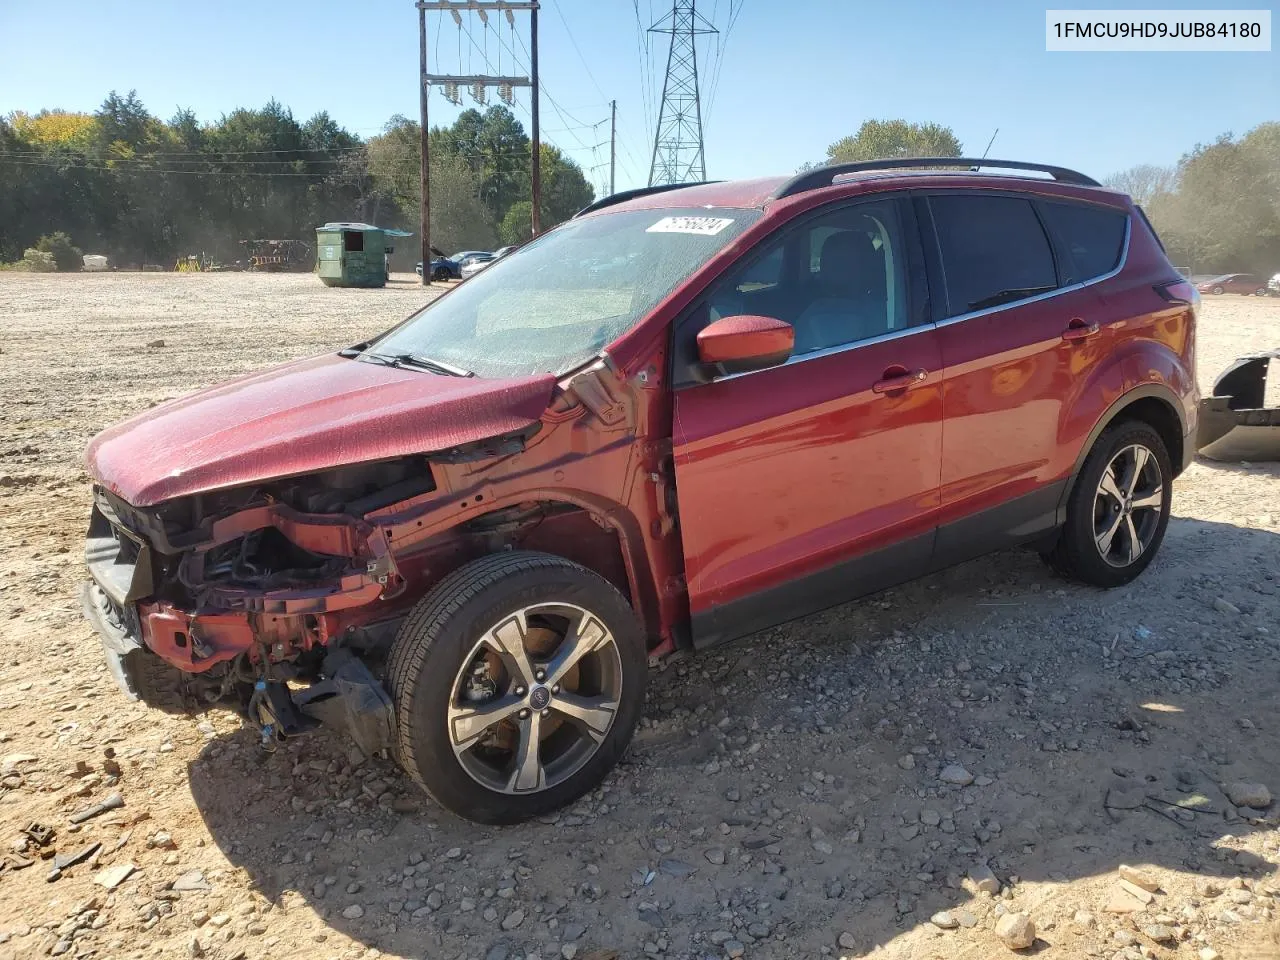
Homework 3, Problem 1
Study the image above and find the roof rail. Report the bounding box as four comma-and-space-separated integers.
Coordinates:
773, 158, 1100, 199
575, 181, 721, 217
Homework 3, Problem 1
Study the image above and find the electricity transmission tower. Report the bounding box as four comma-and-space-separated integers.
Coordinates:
648, 0, 717, 186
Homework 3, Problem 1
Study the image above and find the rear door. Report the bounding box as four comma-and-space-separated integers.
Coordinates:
923, 191, 1129, 560
670, 196, 943, 646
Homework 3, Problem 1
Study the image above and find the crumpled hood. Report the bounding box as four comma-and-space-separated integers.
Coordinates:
86, 353, 557, 506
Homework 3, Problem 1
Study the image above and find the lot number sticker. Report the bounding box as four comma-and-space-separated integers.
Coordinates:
646, 216, 735, 236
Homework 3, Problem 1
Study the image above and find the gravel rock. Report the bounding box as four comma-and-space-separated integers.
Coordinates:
501, 909, 525, 931
1118, 864, 1159, 892
341, 905, 364, 920
1223, 782, 1271, 809
930, 910, 959, 929
838, 931, 857, 949
994, 912, 1036, 950
969, 864, 1001, 895
939, 764, 974, 786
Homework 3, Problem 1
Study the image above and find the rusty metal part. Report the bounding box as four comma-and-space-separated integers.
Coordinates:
1196, 350, 1280, 462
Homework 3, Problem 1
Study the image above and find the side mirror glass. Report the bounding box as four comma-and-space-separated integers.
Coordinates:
696, 315, 794, 376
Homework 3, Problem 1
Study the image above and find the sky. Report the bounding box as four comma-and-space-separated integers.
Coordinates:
0, 0, 1275, 196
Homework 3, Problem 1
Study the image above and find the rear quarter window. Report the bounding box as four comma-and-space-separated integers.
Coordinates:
1040, 201, 1128, 282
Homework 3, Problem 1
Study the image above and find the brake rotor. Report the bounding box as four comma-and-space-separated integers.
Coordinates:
483, 623, 581, 752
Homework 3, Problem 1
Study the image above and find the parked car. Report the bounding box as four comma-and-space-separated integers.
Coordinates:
414, 246, 461, 282
82, 157, 1197, 824
460, 246, 522, 280
459, 252, 496, 280
1268, 272, 1280, 296
1196, 273, 1269, 296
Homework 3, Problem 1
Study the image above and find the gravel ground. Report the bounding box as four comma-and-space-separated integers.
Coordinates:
1, 272, 1279, 960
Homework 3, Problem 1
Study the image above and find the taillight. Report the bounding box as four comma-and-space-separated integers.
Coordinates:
1155, 279, 1198, 306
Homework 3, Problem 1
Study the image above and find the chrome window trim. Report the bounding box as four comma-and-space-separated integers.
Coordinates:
704, 205, 1130, 386
933, 213, 1131, 329
711, 322, 935, 383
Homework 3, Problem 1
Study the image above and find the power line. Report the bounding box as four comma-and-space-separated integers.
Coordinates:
548, 0, 608, 103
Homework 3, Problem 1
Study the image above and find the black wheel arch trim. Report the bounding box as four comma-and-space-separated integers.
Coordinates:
1056, 383, 1188, 525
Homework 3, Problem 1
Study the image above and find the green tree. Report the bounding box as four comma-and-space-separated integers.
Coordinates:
35, 231, 82, 271
825, 120, 963, 164
1144, 131, 1280, 275
499, 200, 534, 245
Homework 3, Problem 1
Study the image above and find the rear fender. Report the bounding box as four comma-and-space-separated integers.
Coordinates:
1056, 382, 1188, 525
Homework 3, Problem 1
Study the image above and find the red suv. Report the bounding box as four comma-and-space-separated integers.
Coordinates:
83, 158, 1198, 823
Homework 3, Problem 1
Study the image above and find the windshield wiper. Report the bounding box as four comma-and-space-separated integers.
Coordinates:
379, 353, 474, 377
966, 285, 1056, 312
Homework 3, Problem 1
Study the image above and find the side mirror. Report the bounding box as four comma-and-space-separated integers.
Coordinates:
696, 315, 794, 376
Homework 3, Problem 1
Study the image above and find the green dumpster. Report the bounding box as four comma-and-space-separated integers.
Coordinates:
315, 222, 412, 288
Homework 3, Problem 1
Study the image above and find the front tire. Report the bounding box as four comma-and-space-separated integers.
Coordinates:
1042, 421, 1172, 588
1212, 285, 1224, 295
432, 267, 451, 282
386, 552, 647, 824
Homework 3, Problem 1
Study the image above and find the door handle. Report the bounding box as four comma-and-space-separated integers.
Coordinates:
1061, 320, 1100, 342
872, 368, 928, 394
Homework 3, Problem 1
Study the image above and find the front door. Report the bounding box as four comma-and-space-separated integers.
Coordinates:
671, 196, 944, 647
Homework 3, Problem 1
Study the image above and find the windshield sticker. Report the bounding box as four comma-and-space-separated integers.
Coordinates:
646, 216, 735, 236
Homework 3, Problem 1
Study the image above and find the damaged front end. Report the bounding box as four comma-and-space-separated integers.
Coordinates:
1196, 350, 1280, 462
82, 459, 435, 754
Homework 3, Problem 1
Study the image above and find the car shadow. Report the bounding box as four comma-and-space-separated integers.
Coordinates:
188, 516, 1280, 959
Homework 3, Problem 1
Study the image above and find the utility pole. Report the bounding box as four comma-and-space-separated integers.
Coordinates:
530, 3, 541, 236
418, 4, 431, 285
416, 0, 541, 261
648, 0, 717, 186
609, 99, 617, 196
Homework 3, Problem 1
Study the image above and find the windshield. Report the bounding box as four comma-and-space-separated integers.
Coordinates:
368, 207, 761, 378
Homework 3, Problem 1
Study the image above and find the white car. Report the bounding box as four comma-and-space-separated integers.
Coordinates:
1269, 272, 1280, 296
459, 246, 520, 280
459, 255, 495, 279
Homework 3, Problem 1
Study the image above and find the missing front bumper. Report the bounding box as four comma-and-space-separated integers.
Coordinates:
1196, 351, 1280, 462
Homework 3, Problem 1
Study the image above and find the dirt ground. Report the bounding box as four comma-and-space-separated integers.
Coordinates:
1, 272, 1279, 960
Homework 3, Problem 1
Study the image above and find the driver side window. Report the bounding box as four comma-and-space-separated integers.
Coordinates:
705, 198, 910, 357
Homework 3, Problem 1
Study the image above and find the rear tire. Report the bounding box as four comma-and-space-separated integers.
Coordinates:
1042, 420, 1172, 588
1212, 285, 1224, 295
386, 551, 647, 824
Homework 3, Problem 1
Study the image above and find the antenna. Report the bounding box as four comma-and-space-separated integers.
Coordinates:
981, 127, 999, 161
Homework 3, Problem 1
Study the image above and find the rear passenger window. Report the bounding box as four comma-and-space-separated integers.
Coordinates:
1040, 201, 1127, 282
929, 195, 1058, 318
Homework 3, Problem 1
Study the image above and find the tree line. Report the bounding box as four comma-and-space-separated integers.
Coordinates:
814, 119, 1280, 278
0, 91, 594, 268
1107, 124, 1279, 276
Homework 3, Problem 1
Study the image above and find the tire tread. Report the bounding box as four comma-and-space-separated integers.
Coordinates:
385, 551, 638, 814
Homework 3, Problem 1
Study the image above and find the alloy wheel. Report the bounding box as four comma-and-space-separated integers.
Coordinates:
1092, 443, 1164, 567
446, 603, 622, 795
